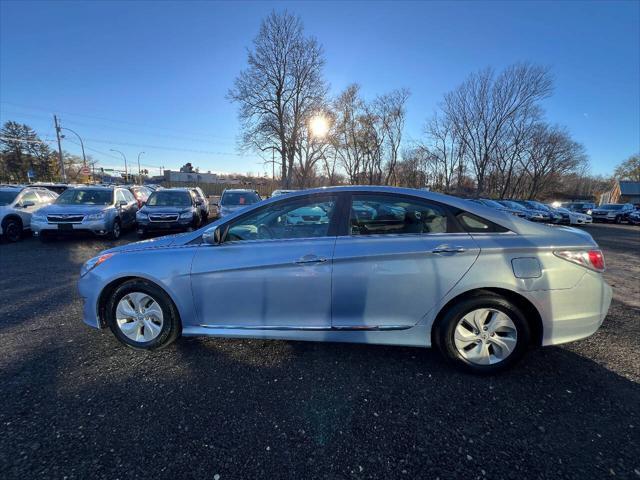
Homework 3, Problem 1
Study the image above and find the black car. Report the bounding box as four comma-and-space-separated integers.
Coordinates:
135, 188, 202, 238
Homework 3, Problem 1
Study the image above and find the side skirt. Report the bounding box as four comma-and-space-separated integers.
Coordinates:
181, 324, 431, 348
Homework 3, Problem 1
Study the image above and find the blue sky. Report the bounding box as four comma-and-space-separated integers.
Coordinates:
1, 0, 638, 177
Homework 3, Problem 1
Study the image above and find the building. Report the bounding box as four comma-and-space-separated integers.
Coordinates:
163, 169, 230, 184
599, 180, 640, 205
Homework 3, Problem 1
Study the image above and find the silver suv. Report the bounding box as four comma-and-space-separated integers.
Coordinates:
31, 186, 138, 240
0, 186, 58, 242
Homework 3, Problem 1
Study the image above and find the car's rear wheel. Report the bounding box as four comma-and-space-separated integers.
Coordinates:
2, 217, 22, 242
434, 293, 530, 374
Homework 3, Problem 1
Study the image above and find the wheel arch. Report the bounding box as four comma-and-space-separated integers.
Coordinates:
2, 213, 23, 228
431, 287, 544, 347
97, 275, 182, 329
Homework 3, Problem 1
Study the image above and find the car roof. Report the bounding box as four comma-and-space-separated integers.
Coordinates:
223, 188, 258, 193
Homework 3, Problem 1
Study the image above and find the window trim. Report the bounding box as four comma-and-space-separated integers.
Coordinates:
218, 193, 342, 245
342, 191, 464, 237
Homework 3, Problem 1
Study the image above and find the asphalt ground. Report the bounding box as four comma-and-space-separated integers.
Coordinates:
1, 223, 639, 479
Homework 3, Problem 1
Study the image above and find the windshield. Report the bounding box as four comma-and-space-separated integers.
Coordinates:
500, 200, 526, 211
221, 191, 260, 206
55, 189, 113, 205
600, 204, 623, 210
0, 190, 20, 206
147, 191, 192, 207
480, 199, 504, 209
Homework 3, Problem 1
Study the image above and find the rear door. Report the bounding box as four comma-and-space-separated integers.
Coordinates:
331, 193, 480, 329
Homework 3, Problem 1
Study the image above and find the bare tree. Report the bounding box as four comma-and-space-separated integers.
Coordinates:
443, 63, 553, 194
228, 11, 327, 188
613, 153, 640, 182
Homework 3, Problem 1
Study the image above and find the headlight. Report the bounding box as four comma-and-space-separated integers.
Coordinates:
180, 210, 193, 219
86, 211, 106, 221
80, 253, 115, 277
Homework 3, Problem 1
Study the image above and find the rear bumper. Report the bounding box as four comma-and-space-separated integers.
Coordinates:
530, 272, 613, 346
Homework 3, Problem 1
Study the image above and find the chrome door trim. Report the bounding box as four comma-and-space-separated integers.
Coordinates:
198, 324, 411, 331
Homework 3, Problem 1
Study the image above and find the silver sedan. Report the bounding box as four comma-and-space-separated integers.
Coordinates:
78, 186, 612, 373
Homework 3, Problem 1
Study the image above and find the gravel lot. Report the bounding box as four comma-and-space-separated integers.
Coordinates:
1, 224, 639, 479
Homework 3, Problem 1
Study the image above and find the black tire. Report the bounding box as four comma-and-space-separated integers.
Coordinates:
39, 231, 54, 242
106, 279, 181, 350
109, 219, 121, 240
615, 215, 622, 224
2, 217, 22, 242
433, 293, 531, 374
137, 229, 147, 239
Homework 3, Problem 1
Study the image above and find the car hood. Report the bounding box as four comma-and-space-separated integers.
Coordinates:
38, 203, 111, 215
102, 232, 191, 254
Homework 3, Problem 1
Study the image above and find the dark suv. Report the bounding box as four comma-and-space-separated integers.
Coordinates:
135, 188, 202, 238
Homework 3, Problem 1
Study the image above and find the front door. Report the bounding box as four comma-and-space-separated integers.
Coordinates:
191, 194, 339, 328
331, 193, 480, 329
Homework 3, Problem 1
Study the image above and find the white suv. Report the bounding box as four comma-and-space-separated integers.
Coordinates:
0, 186, 58, 242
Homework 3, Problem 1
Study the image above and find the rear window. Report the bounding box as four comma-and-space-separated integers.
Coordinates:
456, 211, 509, 233
221, 191, 260, 206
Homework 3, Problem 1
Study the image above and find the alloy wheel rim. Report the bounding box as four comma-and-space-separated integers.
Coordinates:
116, 292, 163, 342
113, 222, 120, 238
454, 308, 518, 365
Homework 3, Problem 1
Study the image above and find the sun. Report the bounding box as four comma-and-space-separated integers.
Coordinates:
309, 114, 330, 139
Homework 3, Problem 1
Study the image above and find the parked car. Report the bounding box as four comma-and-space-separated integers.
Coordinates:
31, 182, 73, 195
497, 200, 543, 221
469, 198, 527, 218
553, 206, 592, 225
628, 209, 640, 225
136, 188, 201, 238
514, 200, 561, 223
271, 189, 298, 197
126, 185, 153, 209
0, 185, 58, 242
591, 203, 635, 223
32, 186, 138, 240
78, 186, 612, 374
217, 189, 262, 217
563, 202, 596, 215
190, 187, 210, 222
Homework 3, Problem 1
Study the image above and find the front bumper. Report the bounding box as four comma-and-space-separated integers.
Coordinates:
137, 218, 193, 232
530, 271, 613, 346
78, 270, 102, 328
32, 219, 112, 236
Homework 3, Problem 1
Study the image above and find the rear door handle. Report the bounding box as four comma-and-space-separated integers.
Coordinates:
295, 254, 328, 265
431, 244, 466, 254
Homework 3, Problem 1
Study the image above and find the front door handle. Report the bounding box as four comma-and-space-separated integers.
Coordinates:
295, 254, 328, 265
431, 244, 466, 254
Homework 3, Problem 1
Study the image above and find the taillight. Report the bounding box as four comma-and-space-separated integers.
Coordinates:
554, 249, 605, 272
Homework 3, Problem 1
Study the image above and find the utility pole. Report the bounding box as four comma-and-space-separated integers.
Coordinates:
53, 115, 67, 182
137, 151, 145, 184
110, 149, 128, 183
60, 127, 86, 167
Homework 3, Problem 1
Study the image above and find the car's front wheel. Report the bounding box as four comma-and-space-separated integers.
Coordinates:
109, 219, 121, 240
434, 293, 530, 374
105, 279, 181, 350
2, 217, 22, 242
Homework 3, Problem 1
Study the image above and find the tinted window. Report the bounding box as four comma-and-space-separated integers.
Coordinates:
350, 195, 448, 235
600, 204, 623, 210
122, 190, 135, 202
456, 212, 508, 233
115, 190, 127, 203
221, 191, 261, 206
56, 189, 113, 205
147, 190, 192, 207
225, 196, 336, 242
0, 191, 19, 205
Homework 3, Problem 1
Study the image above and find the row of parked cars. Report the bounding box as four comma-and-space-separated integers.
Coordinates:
2, 183, 639, 243
0, 183, 215, 242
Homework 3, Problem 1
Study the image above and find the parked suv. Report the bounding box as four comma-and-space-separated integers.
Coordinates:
0, 186, 58, 242
136, 188, 201, 238
190, 187, 210, 222
591, 203, 635, 223
31, 186, 138, 240
218, 189, 261, 217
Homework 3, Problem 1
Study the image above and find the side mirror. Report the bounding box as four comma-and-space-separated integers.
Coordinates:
118, 200, 127, 207
202, 225, 222, 245
21, 201, 35, 208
